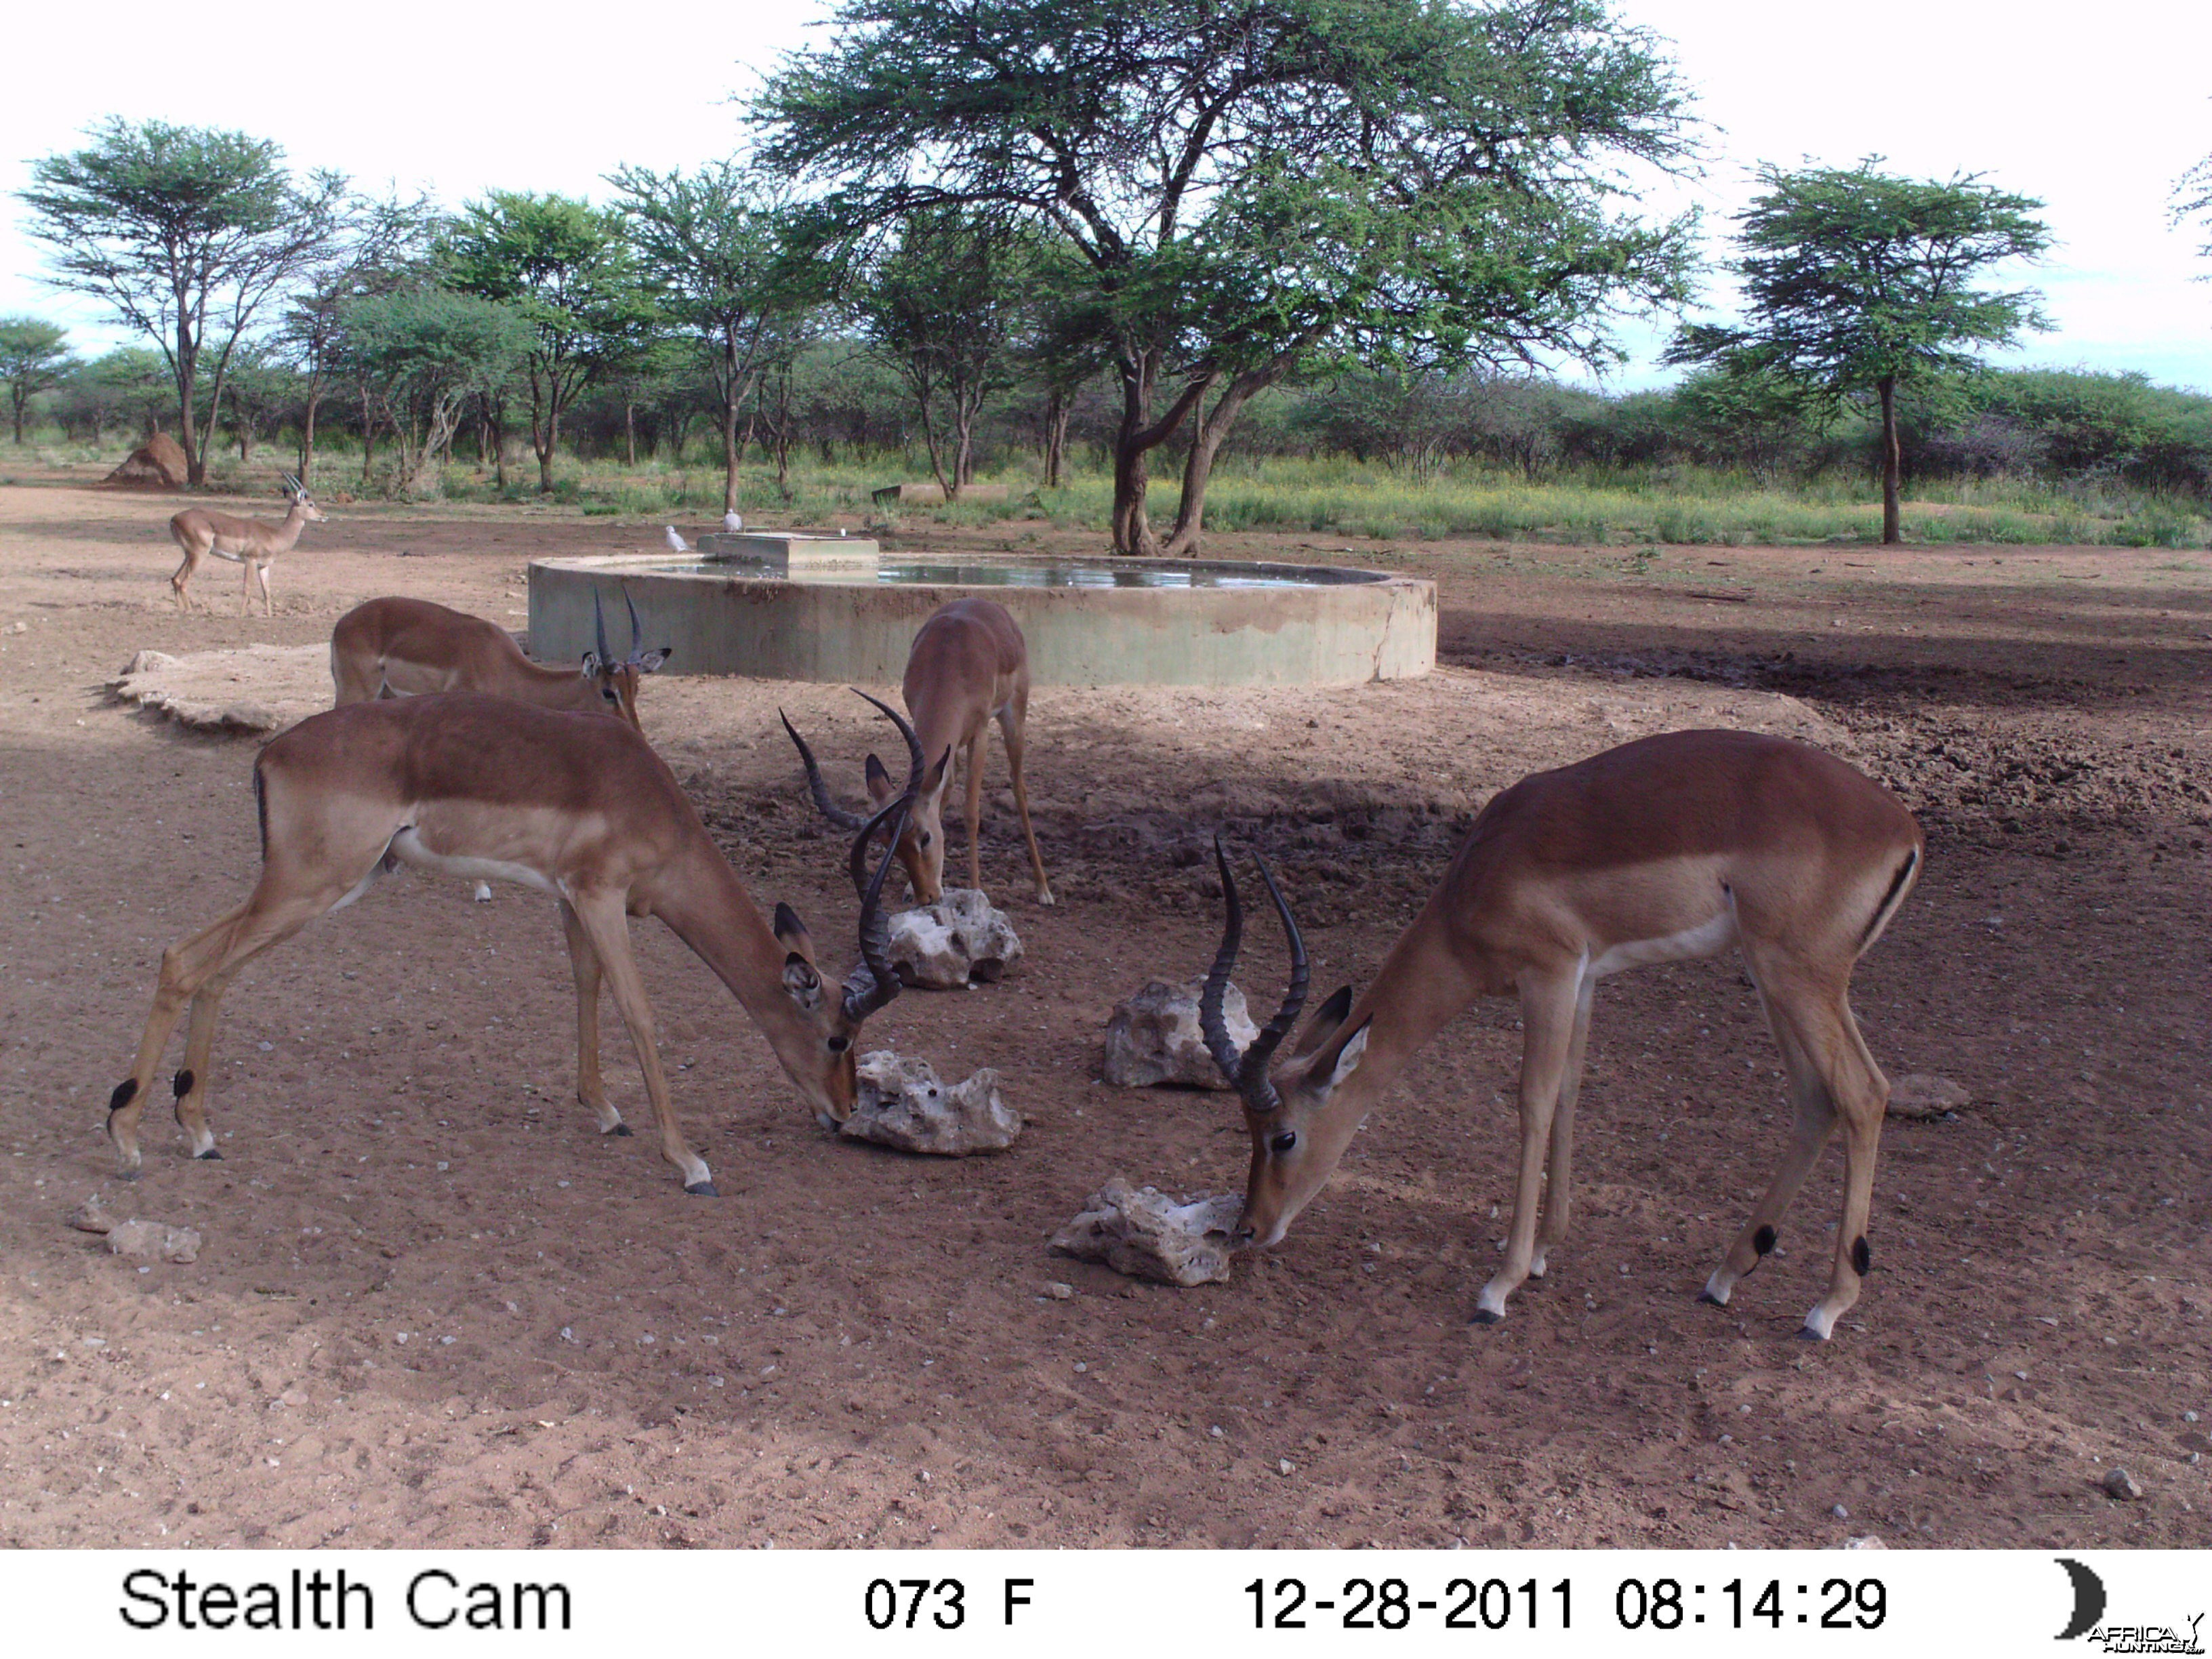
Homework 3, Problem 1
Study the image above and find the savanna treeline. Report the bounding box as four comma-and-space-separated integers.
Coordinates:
8, 0, 2212, 550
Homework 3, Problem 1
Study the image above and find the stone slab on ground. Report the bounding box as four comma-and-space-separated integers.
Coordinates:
888, 888, 1024, 989
1887, 1073, 1971, 1119
840, 1051, 1021, 1155
110, 642, 329, 735
105, 1218, 203, 1263
1103, 979, 1254, 1088
1050, 1176, 1242, 1287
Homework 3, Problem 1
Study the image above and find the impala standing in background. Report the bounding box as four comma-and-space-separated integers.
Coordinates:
1197, 729, 1924, 1343
784, 596, 1054, 906
167, 474, 327, 616
331, 589, 669, 730
106, 691, 926, 1197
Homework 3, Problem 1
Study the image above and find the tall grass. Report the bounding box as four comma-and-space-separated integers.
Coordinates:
10, 429, 2205, 548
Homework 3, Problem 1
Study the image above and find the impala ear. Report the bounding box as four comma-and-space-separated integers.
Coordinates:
863, 752, 895, 807
1317, 1018, 1372, 1093
1290, 984, 1355, 1060
773, 901, 815, 961
782, 951, 825, 1012
636, 647, 670, 673
579, 652, 602, 677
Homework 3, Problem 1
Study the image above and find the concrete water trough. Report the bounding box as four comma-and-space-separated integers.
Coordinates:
527, 546, 1435, 687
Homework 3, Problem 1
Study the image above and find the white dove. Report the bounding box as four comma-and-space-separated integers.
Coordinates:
663, 525, 690, 553
723, 511, 743, 534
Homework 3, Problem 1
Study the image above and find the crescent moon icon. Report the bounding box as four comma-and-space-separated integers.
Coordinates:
2055, 1557, 2106, 1641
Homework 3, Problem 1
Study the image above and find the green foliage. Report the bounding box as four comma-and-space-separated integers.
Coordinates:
1668, 159, 2052, 396
341, 287, 533, 492
16, 117, 346, 482
443, 191, 655, 489
0, 316, 81, 443
757, 0, 1700, 549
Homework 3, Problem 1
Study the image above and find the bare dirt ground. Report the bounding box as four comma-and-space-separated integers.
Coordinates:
0, 476, 2206, 1551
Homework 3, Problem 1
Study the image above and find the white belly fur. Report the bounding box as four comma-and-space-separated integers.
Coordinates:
1588, 907, 1738, 978
388, 827, 558, 896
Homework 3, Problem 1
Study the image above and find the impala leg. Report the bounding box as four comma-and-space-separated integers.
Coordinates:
963, 730, 986, 893
253, 560, 273, 617
571, 895, 713, 1194
558, 899, 628, 1136
1474, 973, 1581, 1324
1802, 995, 1887, 1340
171, 552, 195, 611
111, 886, 331, 1175
171, 966, 248, 1159
998, 697, 1053, 905
241, 560, 255, 616
1530, 969, 1597, 1280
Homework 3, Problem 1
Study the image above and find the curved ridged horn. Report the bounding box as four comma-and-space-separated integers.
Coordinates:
1199, 836, 1310, 1112
280, 472, 303, 497
1199, 835, 1250, 1088
850, 689, 925, 791
842, 794, 912, 1023
781, 710, 869, 831
591, 588, 611, 666
621, 582, 645, 661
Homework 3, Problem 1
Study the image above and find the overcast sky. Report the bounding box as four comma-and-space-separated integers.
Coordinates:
4, 0, 2209, 392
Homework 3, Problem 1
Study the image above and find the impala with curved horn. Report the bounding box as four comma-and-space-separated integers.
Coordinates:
331, 586, 670, 730
781, 598, 1054, 906
1197, 729, 1923, 1342
167, 473, 328, 615
105, 690, 925, 1195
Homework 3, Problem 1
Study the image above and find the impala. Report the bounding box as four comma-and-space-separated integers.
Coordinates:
331, 589, 669, 730
783, 596, 1053, 905
105, 690, 926, 1195
1197, 729, 1924, 1342
167, 474, 327, 615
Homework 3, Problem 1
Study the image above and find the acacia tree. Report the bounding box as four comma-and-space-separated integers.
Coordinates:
17, 119, 344, 485
607, 161, 813, 511
280, 190, 436, 485
2175, 149, 2212, 268
853, 209, 1033, 497
445, 192, 650, 492
1667, 160, 2051, 544
0, 317, 80, 443
756, 0, 1696, 554
339, 289, 533, 496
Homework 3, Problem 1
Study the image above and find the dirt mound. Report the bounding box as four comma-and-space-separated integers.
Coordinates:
100, 434, 189, 490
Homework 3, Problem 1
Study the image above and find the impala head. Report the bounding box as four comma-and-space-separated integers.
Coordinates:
765, 692, 927, 1128
579, 585, 671, 730
281, 474, 329, 524
1200, 838, 1372, 1250
781, 694, 951, 902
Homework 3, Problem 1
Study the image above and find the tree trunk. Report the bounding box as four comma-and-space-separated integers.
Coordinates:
1879, 375, 1902, 545
624, 401, 637, 467
177, 328, 203, 487
722, 384, 743, 516
299, 380, 323, 486
1161, 366, 1277, 557
1109, 351, 1158, 554
9, 391, 24, 445
1042, 387, 1068, 489
918, 392, 951, 501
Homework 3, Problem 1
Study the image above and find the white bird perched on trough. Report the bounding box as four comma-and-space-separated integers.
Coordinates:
663, 525, 690, 552
723, 511, 743, 534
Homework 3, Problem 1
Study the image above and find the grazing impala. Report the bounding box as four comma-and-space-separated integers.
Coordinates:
105, 691, 926, 1195
331, 590, 669, 730
167, 474, 327, 615
783, 596, 1053, 905
1197, 729, 1923, 1342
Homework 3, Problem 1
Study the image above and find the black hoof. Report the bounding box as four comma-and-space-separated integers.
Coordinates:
196, 1148, 223, 1160
1795, 1326, 1826, 1342
1469, 1307, 1503, 1326
1696, 1289, 1725, 1306
684, 1180, 719, 1197
117, 1169, 140, 1183
611, 1124, 633, 1137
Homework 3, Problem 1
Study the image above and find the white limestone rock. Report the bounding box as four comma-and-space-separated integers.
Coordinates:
1887, 1073, 1971, 1120
887, 888, 1023, 989
1051, 1176, 1243, 1288
105, 1218, 203, 1264
1103, 979, 1254, 1089
840, 1051, 1022, 1155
